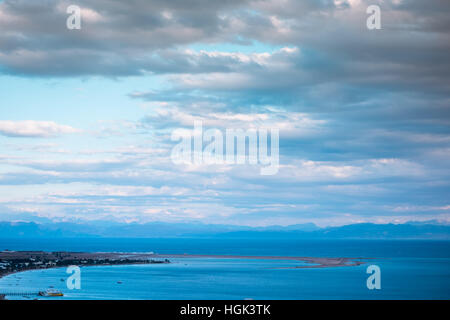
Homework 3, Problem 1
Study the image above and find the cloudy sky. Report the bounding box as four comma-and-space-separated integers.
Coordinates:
0, 0, 449, 227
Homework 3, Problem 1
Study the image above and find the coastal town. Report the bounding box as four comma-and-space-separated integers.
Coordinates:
0, 250, 170, 300
0, 250, 171, 299
0, 250, 170, 283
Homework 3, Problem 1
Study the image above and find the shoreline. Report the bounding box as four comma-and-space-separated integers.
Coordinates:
0, 251, 172, 296
150, 253, 368, 268
1, 251, 368, 279
0, 251, 368, 300
0, 262, 164, 301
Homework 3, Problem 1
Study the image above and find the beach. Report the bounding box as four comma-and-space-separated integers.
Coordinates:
0, 250, 365, 281
0, 250, 367, 299
1, 239, 449, 300
0, 250, 170, 283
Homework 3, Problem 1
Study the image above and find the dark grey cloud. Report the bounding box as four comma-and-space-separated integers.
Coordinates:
0, 0, 252, 76
0, 0, 448, 80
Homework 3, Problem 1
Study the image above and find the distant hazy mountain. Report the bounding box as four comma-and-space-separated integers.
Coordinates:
214, 222, 450, 240
0, 220, 449, 239
0, 221, 318, 238
313, 222, 450, 239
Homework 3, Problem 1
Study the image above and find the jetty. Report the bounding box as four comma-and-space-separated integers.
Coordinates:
0, 291, 40, 297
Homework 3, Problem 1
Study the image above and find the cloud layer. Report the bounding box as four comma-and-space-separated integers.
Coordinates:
0, 0, 449, 226
0, 121, 79, 138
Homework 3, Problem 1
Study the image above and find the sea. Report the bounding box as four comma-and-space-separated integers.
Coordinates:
0, 238, 449, 300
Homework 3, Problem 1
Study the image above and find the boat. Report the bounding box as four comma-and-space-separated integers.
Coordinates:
38, 289, 64, 297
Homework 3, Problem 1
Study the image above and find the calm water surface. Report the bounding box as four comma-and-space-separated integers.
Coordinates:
1, 238, 449, 299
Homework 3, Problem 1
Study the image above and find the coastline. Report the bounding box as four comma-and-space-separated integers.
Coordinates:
150, 254, 367, 268
1, 251, 367, 280
0, 250, 172, 299
0, 251, 368, 300
0, 263, 158, 301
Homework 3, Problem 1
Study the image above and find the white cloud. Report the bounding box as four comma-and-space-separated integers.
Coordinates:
0, 120, 79, 138
143, 105, 325, 138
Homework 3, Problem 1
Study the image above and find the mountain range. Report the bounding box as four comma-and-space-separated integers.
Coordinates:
0, 220, 449, 240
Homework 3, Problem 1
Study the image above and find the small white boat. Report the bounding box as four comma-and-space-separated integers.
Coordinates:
38, 289, 64, 297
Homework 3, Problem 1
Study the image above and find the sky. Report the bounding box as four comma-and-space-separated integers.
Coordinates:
0, 0, 449, 227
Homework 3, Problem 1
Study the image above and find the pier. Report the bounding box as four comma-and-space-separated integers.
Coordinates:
0, 291, 40, 296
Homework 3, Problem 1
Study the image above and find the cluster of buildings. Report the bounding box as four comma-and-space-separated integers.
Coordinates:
0, 250, 170, 278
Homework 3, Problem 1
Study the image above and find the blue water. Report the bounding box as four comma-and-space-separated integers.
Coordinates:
0, 238, 449, 299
